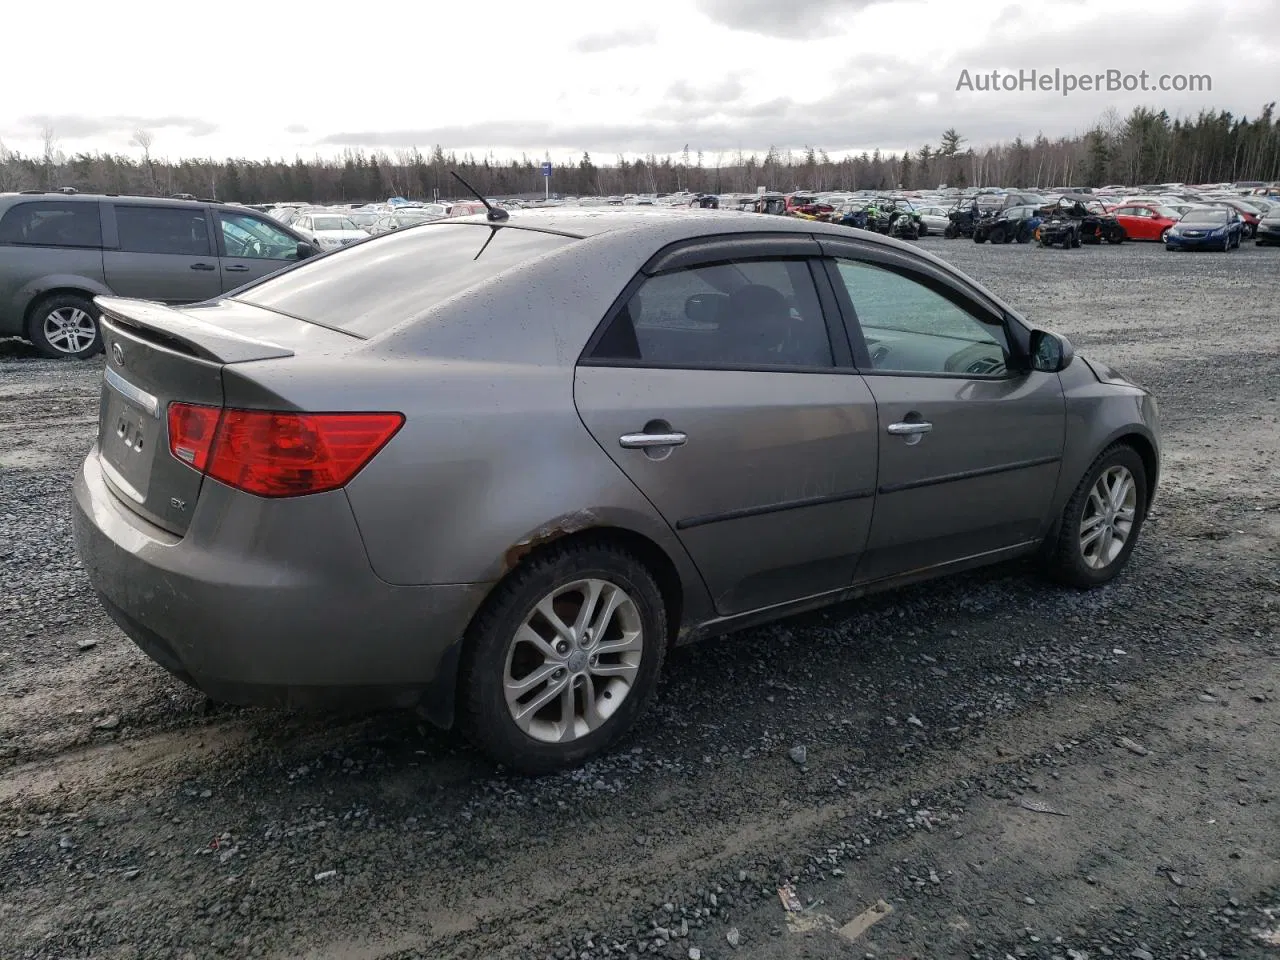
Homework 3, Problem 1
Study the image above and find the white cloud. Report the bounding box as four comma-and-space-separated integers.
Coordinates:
0, 0, 1274, 162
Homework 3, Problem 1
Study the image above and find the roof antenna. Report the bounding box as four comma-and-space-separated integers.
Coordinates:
450, 171, 508, 222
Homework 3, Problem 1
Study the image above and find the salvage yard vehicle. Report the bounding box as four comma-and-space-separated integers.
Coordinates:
1110, 203, 1181, 242
72, 207, 1161, 773
1037, 195, 1126, 244
0, 193, 317, 358
1036, 211, 1082, 248
1255, 210, 1280, 246
1164, 207, 1243, 251
914, 205, 952, 235
973, 204, 1043, 244
943, 200, 985, 239
290, 212, 369, 250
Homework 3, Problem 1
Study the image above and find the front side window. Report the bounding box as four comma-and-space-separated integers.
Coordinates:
590, 258, 833, 369
833, 259, 1010, 376
218, 212, 301, 260
0, 201, 102, 248
114, 206, 210, 256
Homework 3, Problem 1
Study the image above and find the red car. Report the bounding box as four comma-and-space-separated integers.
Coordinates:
1111, 203, 1181, 242
1212, 199, 1262, 238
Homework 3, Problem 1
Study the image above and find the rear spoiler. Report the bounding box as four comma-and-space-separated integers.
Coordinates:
95, 297, 295, 364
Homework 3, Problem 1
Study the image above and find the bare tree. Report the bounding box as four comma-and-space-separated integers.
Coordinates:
41, 125, 61, 189
131, 128, 157, 193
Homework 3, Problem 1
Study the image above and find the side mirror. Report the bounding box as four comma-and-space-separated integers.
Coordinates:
296, 241, 318, 259
1029, 329, 1074, 373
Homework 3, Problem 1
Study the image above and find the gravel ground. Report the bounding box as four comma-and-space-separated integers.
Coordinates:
1, 237, 1278, 960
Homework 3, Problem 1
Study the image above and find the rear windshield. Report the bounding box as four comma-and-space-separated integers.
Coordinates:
312, 216, 359, 231
234, 223, 575, 336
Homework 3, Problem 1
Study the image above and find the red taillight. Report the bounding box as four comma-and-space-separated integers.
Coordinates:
167, 403, 404, 498
168, 403, 221, 471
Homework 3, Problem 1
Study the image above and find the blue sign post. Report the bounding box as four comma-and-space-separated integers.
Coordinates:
541, 161, 552, 200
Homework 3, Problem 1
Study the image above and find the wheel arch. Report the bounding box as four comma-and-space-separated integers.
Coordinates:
1109, 430, 1159, 505
433, 523, 688, 732
22, 283, 109, 327
497, 523, 686, 649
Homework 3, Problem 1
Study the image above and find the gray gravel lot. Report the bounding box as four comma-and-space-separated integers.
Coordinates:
1, 237, 1278, 960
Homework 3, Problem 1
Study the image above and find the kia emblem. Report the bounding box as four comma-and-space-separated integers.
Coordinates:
111, 342, 124, 366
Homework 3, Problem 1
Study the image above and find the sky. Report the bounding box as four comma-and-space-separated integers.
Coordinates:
2, 0, 1277, 165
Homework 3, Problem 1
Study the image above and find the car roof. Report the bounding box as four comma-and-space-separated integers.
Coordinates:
429, 208, 1018, 315
0, 192, 237, 211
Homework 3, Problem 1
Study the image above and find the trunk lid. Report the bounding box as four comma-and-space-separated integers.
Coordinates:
93, 296, 358, 535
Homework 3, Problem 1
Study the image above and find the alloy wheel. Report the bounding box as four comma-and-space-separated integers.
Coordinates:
42, 307, 97, 355
1079, 465, 1138, 570
503, 578, 644, 744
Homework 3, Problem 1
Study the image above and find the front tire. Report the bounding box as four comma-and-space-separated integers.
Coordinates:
1045, 444, 1148, 588
458, 541, 668, 774
27, 293, 103, 359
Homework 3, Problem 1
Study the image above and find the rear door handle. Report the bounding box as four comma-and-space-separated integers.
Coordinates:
886, 421, 933, 436
224, 264, 250, 273
619, 431, 687, 449
190, 262, 216, 271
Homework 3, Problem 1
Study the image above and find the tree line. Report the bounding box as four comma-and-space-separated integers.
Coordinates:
2, 104, 1277, 204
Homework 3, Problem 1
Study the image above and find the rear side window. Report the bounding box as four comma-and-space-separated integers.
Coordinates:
115, 206, 211, 256
0, 201, 102, 248
591, 258, 832, 368
235, 223, 575, 336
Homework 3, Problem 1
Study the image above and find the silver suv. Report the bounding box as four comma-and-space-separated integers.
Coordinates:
0, 193, 316, 358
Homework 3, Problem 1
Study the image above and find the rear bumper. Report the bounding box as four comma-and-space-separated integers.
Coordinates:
72, 447, 490, 722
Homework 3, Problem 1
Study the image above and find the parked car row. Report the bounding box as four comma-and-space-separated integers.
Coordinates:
5, 181, 1277, 359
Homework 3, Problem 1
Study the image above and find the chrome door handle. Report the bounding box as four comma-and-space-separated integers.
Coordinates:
887, 421, 933, 436
619, 431, 687, 449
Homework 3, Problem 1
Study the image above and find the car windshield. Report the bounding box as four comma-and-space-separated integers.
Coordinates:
312, 216, 359, 231
348, 212, 378, 226
1180, 209, 1228, 225
1151, 206, 1180, 219
234, 223, 576, 336
1232, 200, 1262, 214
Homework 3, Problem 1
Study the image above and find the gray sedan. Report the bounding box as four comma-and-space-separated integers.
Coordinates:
72, 209, 1160, 773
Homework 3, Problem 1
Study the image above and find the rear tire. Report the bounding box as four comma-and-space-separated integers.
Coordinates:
1044, 444, 1148, 588
27, 293, 103, 359
944, 223, 958, 239
987, 225, 1006, 244
458, 540, 668, 774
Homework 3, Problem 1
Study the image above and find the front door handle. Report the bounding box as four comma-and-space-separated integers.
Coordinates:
887, 421, 933, 436
190, 262, 216, 271
224, 264, 250, 273
619, 431, 687, 449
